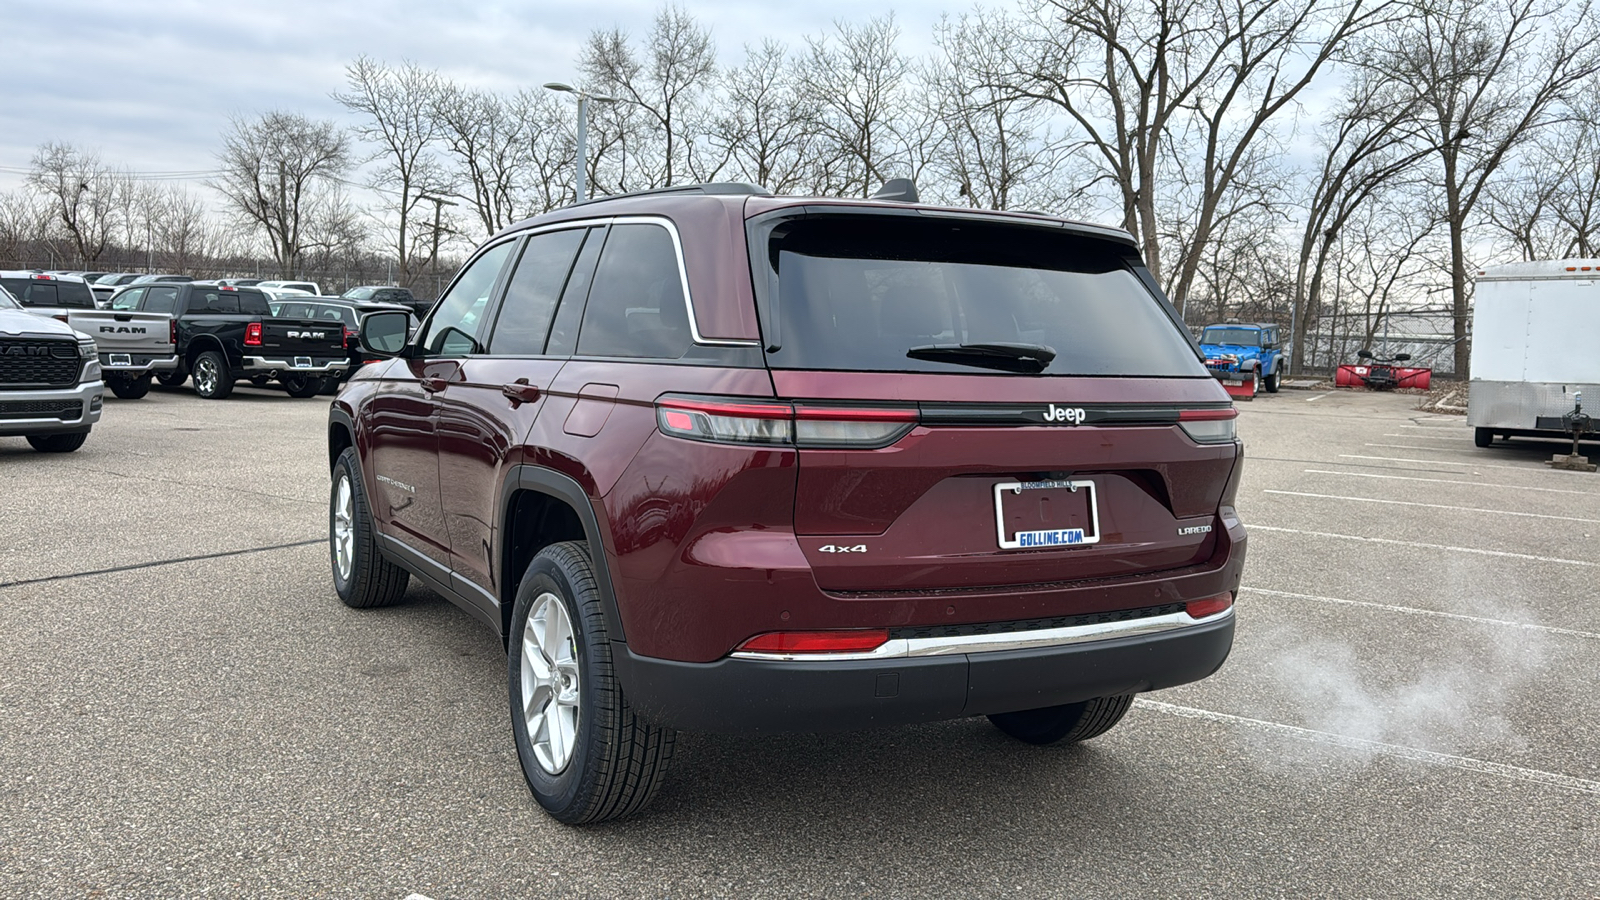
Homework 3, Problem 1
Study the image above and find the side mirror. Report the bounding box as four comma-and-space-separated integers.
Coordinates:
1395, 353, 1411, 362
1357, 349, 1373, 359
360, 311, 410, 357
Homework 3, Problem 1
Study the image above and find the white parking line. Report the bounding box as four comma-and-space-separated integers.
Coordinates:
1135, 699, 1600, 796
1261, 489, 1600, 525
1248, 524, 1599, 566
1304, 391, 1336, 402
1242, 586, 1600, 640
1303, 468, 1600, 496
1383, 433, 1474, 441
1339, 453, 1536, 472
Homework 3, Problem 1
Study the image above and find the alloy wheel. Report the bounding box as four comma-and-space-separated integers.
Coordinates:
195, 359, 217, 395
332, 473, 354, 582
521, 591, 581, 774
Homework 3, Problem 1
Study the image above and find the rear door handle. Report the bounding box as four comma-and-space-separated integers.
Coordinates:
501, 380, 541, 406
420, 376, 449, 393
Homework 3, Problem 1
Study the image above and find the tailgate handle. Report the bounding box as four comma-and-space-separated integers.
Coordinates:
501, 379, 540, 406
420, 376, 449, 393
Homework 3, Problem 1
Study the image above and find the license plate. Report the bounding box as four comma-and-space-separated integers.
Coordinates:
1223, 379, 1242, 386
293, 357, 313, 368
994, 479, 1101, 549
109, 354, 131, 367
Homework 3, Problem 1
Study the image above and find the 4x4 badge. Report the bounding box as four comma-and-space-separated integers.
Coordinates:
817, 544, 867, 553
1042, 404, 1087, 424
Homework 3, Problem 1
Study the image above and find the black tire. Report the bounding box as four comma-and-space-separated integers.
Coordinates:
191, 351, 234, 400
508, 541, 675, 824
988, 694, 1135, 745
1474, 427, 1495, 448
1263, 369, 1280, 393
155, 369, 187, 388
107, 374, 151, 400
249, 374, 273, 387
317, 376, 341, 396
27, 431, 88, 453
281, 374, 321, 399
329, 447, 409, 608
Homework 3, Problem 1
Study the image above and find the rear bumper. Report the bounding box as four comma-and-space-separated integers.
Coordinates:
100, 352, 179, 376
241, 355, 349, 377
0, 380, 104, 435
614, 612, 1234, 734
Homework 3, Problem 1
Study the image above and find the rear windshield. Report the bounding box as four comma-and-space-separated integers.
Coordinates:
1201, 327, 1260, 346
0, 277, 95, 308
757, 216, 1203, 377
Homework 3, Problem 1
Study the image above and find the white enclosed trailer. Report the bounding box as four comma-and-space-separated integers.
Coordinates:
1470, 260, 1600, 447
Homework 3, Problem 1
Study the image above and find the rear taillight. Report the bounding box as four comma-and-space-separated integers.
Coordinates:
168, 319, 177, 345
656, 395, 918, 449
1178, 408, 1237, 443
244, 322, 262, 347
737, 629, 891, 654
1186, 592, 1233, 619
343, 326, 355, 349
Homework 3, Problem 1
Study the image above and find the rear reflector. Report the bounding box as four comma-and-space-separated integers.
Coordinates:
1178, 408, 1238, 443
1186, 593, 1233, 619
737, 629, 891, 654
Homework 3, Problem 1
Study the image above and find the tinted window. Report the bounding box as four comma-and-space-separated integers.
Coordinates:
194, 290, 239, 313
545, 227, 604, 357
1201, 328, 1261, 346
343, 287, 375, 300
489, 229, 586, 356
143, 286, 179, 314
0, 286, 17, 309
2, 279, 55, 307
111, 287, 147, 311
576, 223, 691, 359
760, 217, 1204, 377
418, 240, 515, 356
56, 280, 94, 308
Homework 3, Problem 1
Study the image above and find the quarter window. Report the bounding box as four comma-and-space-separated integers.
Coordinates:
489, 229, 587, 356
143, 286, 179, 314
419, 241, 515, 356
576, 223, 692, 359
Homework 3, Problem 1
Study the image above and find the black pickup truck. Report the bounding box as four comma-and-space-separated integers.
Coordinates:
120, 283, 349, 399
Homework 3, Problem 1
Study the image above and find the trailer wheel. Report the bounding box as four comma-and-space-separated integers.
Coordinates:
1474, 427, 1494, 448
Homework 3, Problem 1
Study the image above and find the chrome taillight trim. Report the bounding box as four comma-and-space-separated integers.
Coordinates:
729, 606, 1233, 661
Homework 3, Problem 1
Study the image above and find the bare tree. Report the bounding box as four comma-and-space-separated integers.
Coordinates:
995, 0, 1390, 314
1372, 0, 1600, 376
927, 16, 1070, 212
581, 6, 718, 189
1483, 100, 1600, 260
510, 89, 579, 215
145, 185, 221, 273
26, 143, 127, 265
0, 190, 46, 265
430, 83, 560, 238
711, 40, 823, 192
799, 15, 914, 197
212, 111, 349, 276
1288, 63, 1434, 371
334, 56, 448, 286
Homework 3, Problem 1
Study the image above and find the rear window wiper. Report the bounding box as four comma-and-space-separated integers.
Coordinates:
905, 342, 1057, 374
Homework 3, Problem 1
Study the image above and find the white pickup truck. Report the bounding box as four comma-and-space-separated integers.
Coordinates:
0, 286, 103, 452
66, 285, 181, 399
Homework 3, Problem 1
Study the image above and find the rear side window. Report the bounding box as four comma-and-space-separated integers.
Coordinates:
489, 228, 587, 356
237, 290, 271, 316
576, 223, 692, 359
56, 280, 94, 308
758, 216, 1205, 377
143, 286, 179, 314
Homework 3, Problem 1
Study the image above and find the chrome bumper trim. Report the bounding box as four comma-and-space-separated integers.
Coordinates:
242, 356, 348, 375
729, 607, 1234, 662
0, 379, 104, 434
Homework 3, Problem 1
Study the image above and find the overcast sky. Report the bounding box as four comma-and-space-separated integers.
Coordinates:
1, 0, 952, 193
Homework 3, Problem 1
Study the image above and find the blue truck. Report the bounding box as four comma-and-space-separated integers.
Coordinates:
1197, 323, 1287, 398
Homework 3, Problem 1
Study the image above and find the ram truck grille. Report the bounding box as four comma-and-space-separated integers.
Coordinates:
0, 399, 82, 420
0, 339, 81, 388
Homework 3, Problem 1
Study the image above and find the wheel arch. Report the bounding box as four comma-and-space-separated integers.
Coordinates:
328, 407, 355, 471
184, 335, 228, 368
499, 465, 626, 648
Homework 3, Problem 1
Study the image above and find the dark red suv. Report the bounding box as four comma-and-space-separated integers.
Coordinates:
327, 182, 1246, 824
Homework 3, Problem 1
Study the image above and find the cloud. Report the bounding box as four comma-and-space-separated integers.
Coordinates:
0, 0, 950, 190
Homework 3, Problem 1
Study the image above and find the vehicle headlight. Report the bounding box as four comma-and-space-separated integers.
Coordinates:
78, 341, 100, 380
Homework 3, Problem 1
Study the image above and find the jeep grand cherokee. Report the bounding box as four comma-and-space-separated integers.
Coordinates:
327, 181, 1246, 824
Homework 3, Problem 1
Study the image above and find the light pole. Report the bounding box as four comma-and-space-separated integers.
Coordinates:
417, 193, 458, 298
543, 82, 617, 203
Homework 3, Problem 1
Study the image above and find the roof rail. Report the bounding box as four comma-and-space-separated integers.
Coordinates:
569, 182, 773, 208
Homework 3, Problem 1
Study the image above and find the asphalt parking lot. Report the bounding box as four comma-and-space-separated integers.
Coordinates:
2, 383, 1596, 898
